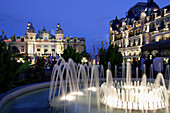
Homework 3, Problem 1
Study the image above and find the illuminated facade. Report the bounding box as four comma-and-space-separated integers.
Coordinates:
4, 23, 86, 57
109, 0, 170, 62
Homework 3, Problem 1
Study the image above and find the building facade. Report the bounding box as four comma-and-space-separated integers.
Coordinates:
109, 0, 170, 62
4, 22, 86, 57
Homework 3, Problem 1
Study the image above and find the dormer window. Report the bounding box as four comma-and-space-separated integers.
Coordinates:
164, 9, 167, 14
59, 37, 62, 40
44, 37, 47, 40
30, 37, 33, 39
67, 39, 70, 43
74, 39, 77, 43
21, 38, 24, 42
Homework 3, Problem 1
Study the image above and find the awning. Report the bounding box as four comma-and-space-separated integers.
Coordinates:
141, 40, 170, 57
142, 40, 170, 51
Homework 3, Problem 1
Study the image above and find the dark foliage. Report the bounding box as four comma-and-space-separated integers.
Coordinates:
0, 41, 30, 92
99, 44, 123, 77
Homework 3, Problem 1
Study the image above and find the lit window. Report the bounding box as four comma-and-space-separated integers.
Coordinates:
21, 46, 24, 52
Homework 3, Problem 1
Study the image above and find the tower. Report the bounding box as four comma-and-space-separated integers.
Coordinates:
55, 23, 64, 56
26, 22, 36, 41
55, 23, 64, 41
25, 22, 37, 56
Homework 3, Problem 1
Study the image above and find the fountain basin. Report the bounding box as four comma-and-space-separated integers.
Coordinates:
0, 82, 50, 110
1, 87, 169, 113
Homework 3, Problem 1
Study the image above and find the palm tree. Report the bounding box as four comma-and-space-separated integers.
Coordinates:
0, 41, 30, 92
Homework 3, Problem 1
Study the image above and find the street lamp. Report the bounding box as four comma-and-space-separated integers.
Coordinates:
81, 57, 88, 64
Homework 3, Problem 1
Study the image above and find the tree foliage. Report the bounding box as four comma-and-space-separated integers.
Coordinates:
80, 50, 90, 60
99, 44, 123, 76
0, 41, 30, 92
61, 46, 81, 64
61, 46, 90, 64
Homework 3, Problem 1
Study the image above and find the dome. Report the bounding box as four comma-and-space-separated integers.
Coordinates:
145, 1, 160, 15
111, 17, 120, 31
55, 23, 64, 34
125, 9, 136, 25
55, 28, 64, 34
28, 23, 36, 33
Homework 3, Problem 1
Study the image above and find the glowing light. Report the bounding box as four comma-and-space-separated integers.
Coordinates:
70, 91, 84, 96
60, 95, 75, 101
167, 90, 170, 94
99, 81, 167, 110
87, 87, 97, 92
17, 58, 25, 63
81, 57, 88, 63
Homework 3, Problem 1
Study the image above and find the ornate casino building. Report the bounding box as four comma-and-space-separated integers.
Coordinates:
4, 22, 86, 57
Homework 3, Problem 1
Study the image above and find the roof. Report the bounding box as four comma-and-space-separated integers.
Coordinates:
145, 1, 160, 16
27, 23, 36, 33
142, 40, 170, 51
161, 5, 170, 13
128, 2, 148, 19
111, 16, 120, 30
55, 23, 64, 34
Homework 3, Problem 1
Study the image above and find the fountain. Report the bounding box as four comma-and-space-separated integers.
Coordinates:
49, 58, 170, 113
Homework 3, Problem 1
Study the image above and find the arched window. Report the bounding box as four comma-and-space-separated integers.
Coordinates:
12, 46, 19, 53
21, 38, 24, 42
74, 39, 77, 43
67, 39, 70, 43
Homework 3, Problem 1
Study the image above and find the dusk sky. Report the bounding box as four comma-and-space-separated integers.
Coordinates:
0, 0, 169, 53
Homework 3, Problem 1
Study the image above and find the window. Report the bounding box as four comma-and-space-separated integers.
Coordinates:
44, 37, 47, 40
37, 49, 40, 51
67, 39, 70, 43
74, 39, 77, 43
52, 49, 55, 52
37, 46, 41, 52
44, 49, 48, 53
21, 38, 24, 42
30, 37, 33, 39
59, 37, 61, 40
21, 46, 24, 52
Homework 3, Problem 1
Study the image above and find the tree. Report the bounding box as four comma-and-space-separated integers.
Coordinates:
80, 50, 90, 60
99, 44, 123, 77
99, 47, 107, 69
61, 45, 81, 64
0, 41, 30, 92
4, 35, 7, 39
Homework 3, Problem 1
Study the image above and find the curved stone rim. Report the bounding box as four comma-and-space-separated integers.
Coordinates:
0, 82, 50, 109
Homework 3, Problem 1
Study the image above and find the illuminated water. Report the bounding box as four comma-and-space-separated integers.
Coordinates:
49, 58, 170, 113
0, 58, 169, 113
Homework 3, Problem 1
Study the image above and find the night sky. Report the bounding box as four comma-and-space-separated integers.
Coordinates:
0, 0, 169, 53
